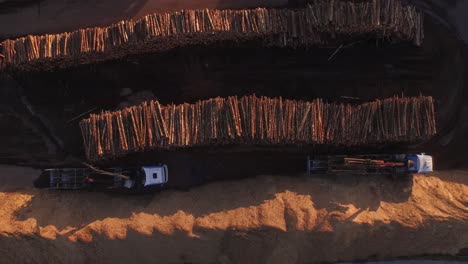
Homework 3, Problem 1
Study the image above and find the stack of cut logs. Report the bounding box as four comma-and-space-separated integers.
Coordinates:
80, 95, 436, 161
0, 0, 424, 68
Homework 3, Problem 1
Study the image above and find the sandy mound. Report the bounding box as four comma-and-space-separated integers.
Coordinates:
0, 166, 466, 264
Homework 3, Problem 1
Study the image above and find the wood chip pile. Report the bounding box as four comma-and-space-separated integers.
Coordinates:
80, 95, 436, 161
1, 0, 423, 69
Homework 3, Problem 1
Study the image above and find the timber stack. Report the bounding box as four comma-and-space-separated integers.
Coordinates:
0, 0, 424, 70
80, 95, 436, 161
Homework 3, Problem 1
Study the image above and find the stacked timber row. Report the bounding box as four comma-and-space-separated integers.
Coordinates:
0, 0, 424, 68
80, 95, 436, 161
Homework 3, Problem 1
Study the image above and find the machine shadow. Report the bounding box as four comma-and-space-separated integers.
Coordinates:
15, 168, 414, 230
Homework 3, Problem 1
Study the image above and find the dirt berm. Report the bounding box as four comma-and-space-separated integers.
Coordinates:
0, 166, 467, 264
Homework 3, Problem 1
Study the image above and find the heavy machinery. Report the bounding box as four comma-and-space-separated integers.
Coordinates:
45, 164, 169, 191
307, 153, 433, 177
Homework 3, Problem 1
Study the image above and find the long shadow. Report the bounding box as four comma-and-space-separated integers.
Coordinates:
429, 170, 468, 185
0, 165, 41, 192
0, 218, 466, 264
16, 167, 414, 230
0, 0, 149, 37
0, 0, 289, 39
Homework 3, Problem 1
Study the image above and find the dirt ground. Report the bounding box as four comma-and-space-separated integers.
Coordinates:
0, 165, 466, 264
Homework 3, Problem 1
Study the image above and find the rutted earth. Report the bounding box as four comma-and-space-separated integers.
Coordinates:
0, 166, 467, 264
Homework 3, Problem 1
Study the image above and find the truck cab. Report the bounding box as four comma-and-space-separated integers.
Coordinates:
406, 154, 433, 174
122, 165, 169, 189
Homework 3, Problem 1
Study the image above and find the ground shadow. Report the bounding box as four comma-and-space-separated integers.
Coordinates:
15, 167, 414, 230
0, 217, 466, 264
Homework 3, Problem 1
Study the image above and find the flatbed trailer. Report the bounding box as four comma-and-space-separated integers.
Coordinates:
47, 168, 89, 190
43, 165, 169, 191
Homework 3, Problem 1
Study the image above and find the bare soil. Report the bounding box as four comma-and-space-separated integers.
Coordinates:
0, 166, 466, 264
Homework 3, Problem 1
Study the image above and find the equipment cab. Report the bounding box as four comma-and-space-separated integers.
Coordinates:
122, 165, 169, 189
406, 154, 433, 174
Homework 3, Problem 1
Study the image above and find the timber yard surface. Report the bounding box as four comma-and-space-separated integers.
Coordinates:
1, 0, 468, 263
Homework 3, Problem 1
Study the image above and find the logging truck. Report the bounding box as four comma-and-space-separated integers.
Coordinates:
45, 165, 169, 191
307, 153, 433, 177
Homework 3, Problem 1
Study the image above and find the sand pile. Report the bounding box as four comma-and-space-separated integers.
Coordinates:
0, 166, 466, 263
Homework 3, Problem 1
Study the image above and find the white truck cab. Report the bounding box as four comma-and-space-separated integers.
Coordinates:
123, 165, 169, 189
142, 165, 169, 186
407, 154, 433, 173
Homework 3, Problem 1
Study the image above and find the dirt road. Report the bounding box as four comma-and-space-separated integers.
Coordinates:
0, 166, 466, 264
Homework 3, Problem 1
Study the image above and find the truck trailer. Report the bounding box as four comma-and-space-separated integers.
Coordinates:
307, 153, 433, 177
45, 165, 169, 191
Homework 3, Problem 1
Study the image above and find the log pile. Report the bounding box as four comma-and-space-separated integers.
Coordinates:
0, 0, 424, 69
80, 95, 436, 161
